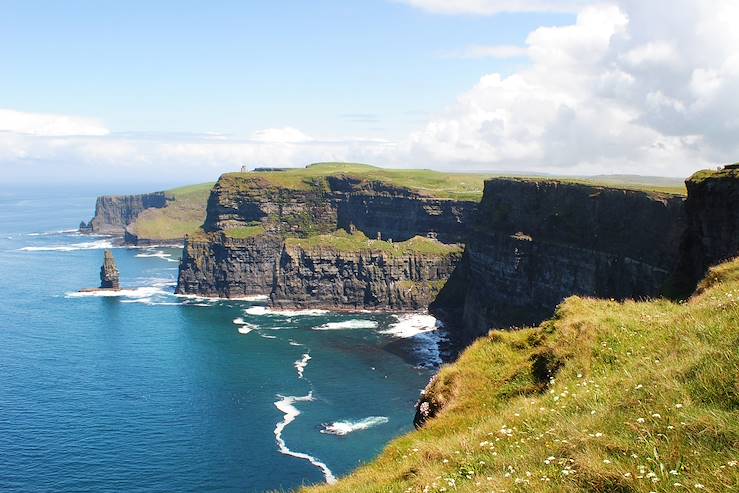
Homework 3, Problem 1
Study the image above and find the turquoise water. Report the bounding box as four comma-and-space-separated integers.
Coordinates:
0, 189, 439, 492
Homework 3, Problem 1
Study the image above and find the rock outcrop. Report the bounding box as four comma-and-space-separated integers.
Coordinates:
84, 192, 169, 235
100, 250, 120, 290
176, 233, 283, 298
672, 165, 739, 295
431, 178, 686, 342
270, 238, 462, 311
176, 172, 477, 310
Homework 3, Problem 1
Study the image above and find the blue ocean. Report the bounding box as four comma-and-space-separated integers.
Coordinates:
0, 187, 440, 492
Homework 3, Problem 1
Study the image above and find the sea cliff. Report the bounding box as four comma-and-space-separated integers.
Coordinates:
431, 178, 686, 342
175, 165, 478, 311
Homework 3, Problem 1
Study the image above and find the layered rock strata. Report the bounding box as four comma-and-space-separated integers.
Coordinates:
431, 178, 687, 342
100, 250, 120, 290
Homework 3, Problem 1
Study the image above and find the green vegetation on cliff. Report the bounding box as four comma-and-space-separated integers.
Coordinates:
128, 182, 214, 240
285, 230, 463, 257
225, 163, 491, 201
305, 258, 739, 493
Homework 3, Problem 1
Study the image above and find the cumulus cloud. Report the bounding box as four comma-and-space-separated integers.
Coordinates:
0, 108, 109, 136
397, 0, 588, 15
405, 0, 739, 176
2, 0, 739, 182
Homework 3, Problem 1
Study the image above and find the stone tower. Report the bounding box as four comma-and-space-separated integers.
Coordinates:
100, 250, 120, 290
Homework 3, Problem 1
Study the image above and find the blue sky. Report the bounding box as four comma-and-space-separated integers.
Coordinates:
1, 0, 737, 184
1, 1, 568, 138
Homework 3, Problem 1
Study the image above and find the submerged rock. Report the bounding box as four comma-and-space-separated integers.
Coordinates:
100, 250, 120, 290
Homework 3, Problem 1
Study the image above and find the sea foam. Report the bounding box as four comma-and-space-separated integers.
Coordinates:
320, 416, 389, 436
294, 353, 311, 379
274, 393, 336, 484
245, 306, 329, 317
20, 239, 115, 252
313, 319, 379, 330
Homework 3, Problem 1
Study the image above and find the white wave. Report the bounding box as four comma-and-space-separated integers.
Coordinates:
176, 293, 269, 302
381, 314, 441, 338
381, 314, 446, 368
19, 239, 115, 252
65, 286, 167, 299
288, 340, 303, 347
27, 228, 79, 237
274, 393, 336, 484
314, 319, 379, 331
135, 250, 179, 262
320, 416, 389, 436
294, 353, 311, 379
245, 306, 329, 317
259, 333, 277, 339
233, 318, 258, 335
238, 326, 254, 335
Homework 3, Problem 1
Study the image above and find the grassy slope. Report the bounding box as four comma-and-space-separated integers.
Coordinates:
285, 230, 463, 257
225, 163, 687, 201
304, 259, 739, 493
128, 182, 214, 240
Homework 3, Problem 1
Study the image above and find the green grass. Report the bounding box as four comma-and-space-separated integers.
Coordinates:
128, 182, 214, 240
222, 162, 688, 201
225, 163, 492, 201
284, 230, 464, 257
224, 224, 266, 239
303, 258, 739, 493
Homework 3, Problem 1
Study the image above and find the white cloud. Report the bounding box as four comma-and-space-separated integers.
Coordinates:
3, 0, 739, 182
440, 44, 528, 59
0, 108, 109, 136
397, 0, 588, 15
404, 1, 739, 176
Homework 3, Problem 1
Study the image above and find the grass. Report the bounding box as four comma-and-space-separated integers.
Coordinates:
303, 258, 739, 493
127, 182, 214, 240
224, 224, 266, 239
284, 230, 464, 257
223, 162, 688, 201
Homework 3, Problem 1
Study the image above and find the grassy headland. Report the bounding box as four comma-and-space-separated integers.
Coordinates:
304, 258, 739, 493
127, 182, 214, 240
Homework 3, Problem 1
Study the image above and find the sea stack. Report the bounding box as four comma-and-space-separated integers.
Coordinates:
100, 250, 120, 290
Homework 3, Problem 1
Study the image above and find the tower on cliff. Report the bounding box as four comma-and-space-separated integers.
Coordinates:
100, 250, 120, 290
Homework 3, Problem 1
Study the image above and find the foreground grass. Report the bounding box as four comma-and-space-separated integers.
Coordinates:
285, 230, 463, 257
128, 182, 214, 240
304, 259, 739, 493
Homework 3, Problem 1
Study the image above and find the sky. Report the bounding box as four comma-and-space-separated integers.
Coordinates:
2, 0, 738, 184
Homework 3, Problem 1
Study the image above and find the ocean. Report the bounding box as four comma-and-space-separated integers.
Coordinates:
0, 187, 440, 492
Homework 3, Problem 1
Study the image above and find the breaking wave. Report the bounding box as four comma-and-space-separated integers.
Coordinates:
135, 250, 179, 262
245, 306, 329, 317
320, 416, 389, 436
380, 314, 441, 338
381, 314, 446, 369
313, 319, 379, 330
20, 239, 115, 252
294, 353, 311, 379
274, 393, 336, 484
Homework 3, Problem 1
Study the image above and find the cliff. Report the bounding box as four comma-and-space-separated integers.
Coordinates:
672, 164, 739, 295
271, 232, 462, 310
82, 182, 213, 244
176, 165, 479, 310
303, 257, 739, 493
431, 178, 686, 342
85, 192, 169, 235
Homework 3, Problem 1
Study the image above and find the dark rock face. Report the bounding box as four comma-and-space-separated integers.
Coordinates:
672, 166, 739, 295
176, 234, 283, 298
432, 179, 686, 342
270, 245, 461, 310
85, 192, 169, 235
176, 173, 477, 309
100, 250, 120, 289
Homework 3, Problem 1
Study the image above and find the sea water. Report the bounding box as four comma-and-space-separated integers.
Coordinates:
0, 187, 441, 492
